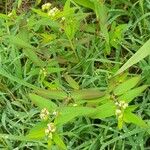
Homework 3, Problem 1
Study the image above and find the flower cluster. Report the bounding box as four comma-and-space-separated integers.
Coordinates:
48, 7, 59, 17
45, 123, 56, 139
115, 101, 128, 109
115, 101, 128, 119
42, 3, 52, 11
40, 108, 50, 120
41, 3, 59, 17
52, 110, 58, 116
40, 68, 47, 77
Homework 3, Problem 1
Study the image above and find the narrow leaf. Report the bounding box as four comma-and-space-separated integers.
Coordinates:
113, 76, 141, 96
118, 85, 148, 103
29, 93, 57, 111
71, 89, 105, 100
73, 0, 94, 10
35, 89, 68, 100
55, 106, 95, 125
53, 134, 67, 150
118, 116, 124, 130
90, 101, 115, 119
94, 0, 110, 54
125, 105, 139, 112
26, 121, 48, 139
116, 38, 150, 75
124, 111, 147, 128
64, 74, 79, 90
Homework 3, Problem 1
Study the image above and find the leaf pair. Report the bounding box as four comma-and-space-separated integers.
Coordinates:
112, 76, 148, 129
114, 76, 147, 103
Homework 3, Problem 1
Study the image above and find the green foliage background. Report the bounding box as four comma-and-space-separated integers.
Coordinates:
0, 0, 150, 149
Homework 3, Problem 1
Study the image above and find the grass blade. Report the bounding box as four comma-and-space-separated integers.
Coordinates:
0, 68, 38, 90
116, 38, 150, 75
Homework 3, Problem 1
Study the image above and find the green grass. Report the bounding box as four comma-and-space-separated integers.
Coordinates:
0, 0, 150, 149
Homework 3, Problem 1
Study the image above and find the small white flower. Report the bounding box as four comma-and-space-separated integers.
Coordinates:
120, 101, 125, 105
45, 123, 56, 139
48, 7, 59, 17
118, 103, 122, 107
53, 7, 58, 12
122, 103, 128, 109
115, 109, 122, 116
115, 102, 119, 106
52, 111, 58, 116
45, 129, 49, 135
40, 108, 50, 120
48, 10, 55, 17
62, 17, 65, 21
47, 123, 56, 132
42, 3, 52, 11
40, 68, 47, 76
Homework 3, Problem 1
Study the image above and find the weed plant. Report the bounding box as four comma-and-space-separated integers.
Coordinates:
0, 0, 150, 149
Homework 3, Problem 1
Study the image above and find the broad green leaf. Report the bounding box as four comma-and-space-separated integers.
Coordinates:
26, 121, 48, 139
71, 89, 105, 100
113, 76, 141, 96
35, 89, 68, 100
55, 106, 95, 125
64, 74, 79, 90
29, 93, 57, 111
118, 85, 147, 103
90, 101, 115, 119
124, 111, 147, 128
73, 0, 94, 10
53, 133, 67, 150
116, 38, 150, 75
